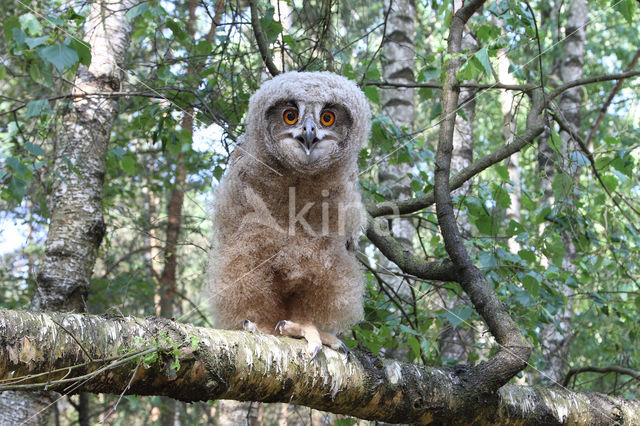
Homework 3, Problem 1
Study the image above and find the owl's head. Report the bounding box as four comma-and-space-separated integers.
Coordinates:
244, 71, 371, 173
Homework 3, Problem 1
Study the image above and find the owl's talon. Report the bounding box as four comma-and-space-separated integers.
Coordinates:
309, 343, 322, 360
274, 320, 288, 335
242, 320, 258, 332
338, 339, 350, 355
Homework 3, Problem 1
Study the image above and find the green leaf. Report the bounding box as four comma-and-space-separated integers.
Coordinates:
399, 324, 421, 336
614, 0, 637, 24
476, 24, 500, 43
19, 13, 42, 36
505, 220, 524, 237
29, 61, 53, 87
258, 4, 282, 44
166, 19, 188, 41
419, 66, 440, 82
518, 249, 536, 264
457, 58, 479, 81
364, 86, 379, 103
3, 16, 20, 42
25, 142, 46, 157
120, 155, 136, 175
7, 177, 28, 203
552, 172, 572, 199
408, 336, 421, 359
7, 157, 32, 181
25, 36, 48, 49
522, 272, 541, 297
45, 15, 66, 26
38, 43, 79, 72
493, 185, 511, 209
475, 215, 498, 236
495, 164, 509, 180
25, 99, 49, 118
473, 47, 493, 78
569, 151, 589, 167
126, 2, 149, 21
195, 40, 212, 56
69, 38, 91, 66
444, 306, 472, 330
12, 28, 27, 47
601, 175, 618, 192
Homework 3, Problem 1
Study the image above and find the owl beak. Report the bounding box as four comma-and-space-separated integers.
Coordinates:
297, 117, 319, 155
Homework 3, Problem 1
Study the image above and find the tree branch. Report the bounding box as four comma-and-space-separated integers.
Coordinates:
563, 366, 640, 388
249, 0, 280, 77
433, 0, 532, 395
367, 98, 545, 218
1, 309, 638, 424
363, 81, 534, 91
365, 216, 458, 282
585, 48, 640, 148
548, 70, 640, 100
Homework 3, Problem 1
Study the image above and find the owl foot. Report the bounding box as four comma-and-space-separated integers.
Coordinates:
318, 331, 350, 355
275, 320, 322, 359
242, 320, 260, 333
274, 320, 349, 359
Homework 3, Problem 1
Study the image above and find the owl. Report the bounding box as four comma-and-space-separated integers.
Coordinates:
208, 71, 371, 357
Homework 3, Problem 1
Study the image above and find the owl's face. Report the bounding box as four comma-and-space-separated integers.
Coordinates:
244, 71, 370, 173
266, 100, 353, 167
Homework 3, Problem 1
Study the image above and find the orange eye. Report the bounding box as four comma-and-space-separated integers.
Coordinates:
283, 108, 298, 125
320, 110, 336, 126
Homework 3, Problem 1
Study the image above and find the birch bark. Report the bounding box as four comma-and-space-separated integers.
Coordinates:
378, 0, 416, 299
539, 0, 588, 384
0, 1, 137, 424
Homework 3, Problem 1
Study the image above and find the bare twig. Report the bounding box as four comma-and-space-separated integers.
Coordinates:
549, 70, 640, 100
563, 366, 640, 388
585, 48, 640, 148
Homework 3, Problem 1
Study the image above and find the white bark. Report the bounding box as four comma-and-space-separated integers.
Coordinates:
498, 48, 521, 253
0, 1, 138, 424
1, 308, 638, 424
539, 0, 588, 384
378, 0, 416, 299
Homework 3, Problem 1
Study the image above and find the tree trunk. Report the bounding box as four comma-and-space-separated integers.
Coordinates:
0, 1, 137, 424
498, 48, 522, 253
539, 0, 588, 385
0, 308, 638, 425
378, 0, 416, 298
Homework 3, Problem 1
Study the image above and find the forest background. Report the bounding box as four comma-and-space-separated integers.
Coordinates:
0, 0, 639, 424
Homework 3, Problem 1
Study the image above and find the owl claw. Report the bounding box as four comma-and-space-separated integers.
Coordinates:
274, 320, 288, 335
309, 343, 322, 361
338, 339, 350, 355
242, 320, 259, 332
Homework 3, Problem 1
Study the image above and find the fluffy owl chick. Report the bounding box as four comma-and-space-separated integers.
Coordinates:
208, 71, 370, 358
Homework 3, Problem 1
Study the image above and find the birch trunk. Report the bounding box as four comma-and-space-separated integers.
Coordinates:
498, 49, 521, 253
539, 0, 588, 384
378, 0, 416, 299
0, 1, 137, 424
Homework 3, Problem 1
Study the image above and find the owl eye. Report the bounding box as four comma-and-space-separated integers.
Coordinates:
320, 110, 336, 126
283, 108, 298, 125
